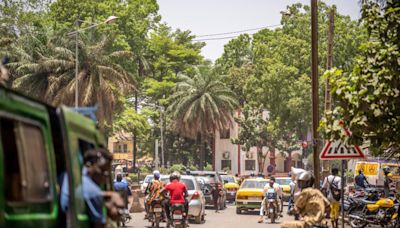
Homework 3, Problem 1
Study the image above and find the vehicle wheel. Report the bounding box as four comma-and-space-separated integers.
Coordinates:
349, 218, 367, 228
155, 216, 160, 228
236, 208, 242, 214
151, 222, 155, 227
224, 200, 227, 209
194, 215, 202, 224
270, 208, 275, 224
201, 214, 205, 223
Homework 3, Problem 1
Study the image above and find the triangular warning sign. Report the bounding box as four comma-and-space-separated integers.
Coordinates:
320, 140, 366, 160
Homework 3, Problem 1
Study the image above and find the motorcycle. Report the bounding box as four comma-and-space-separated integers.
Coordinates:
348, 196, 398, 228
265, 188, 279, 224
148, 199, 164, 228
168, 203, 187, 228
118, 208, 132, 227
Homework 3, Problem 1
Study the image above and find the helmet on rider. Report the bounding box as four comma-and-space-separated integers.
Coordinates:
297, 171, 314, 189
153, 170, 160, 180
170, 171, 181, 182
250, 172, 255, 177
383, 166, 391, 175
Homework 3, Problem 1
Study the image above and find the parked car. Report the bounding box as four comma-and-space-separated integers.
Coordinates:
140, 174, 153, 194
275, 177, 291, 201
236, 178, 269, 214
161, 175, 206, 224
190, 171, 227, 210
221, 175, 240, 202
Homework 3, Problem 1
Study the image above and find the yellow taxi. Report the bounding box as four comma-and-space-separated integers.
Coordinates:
235, 178, 269, 214
275, 177, 292, 201
221, 175, 240, 202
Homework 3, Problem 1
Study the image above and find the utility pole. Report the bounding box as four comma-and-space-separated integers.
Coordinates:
325, 9, 334, 111
311, 0, 320, 187
160, 106, 165, 168
133, 93, 138, 172
323, 9, 335, 179
155, 139, 159, 169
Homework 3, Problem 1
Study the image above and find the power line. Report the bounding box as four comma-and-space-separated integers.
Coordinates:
196, 24, 281, 38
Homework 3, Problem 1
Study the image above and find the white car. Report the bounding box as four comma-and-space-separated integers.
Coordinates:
140, 174, 153, 194
161, 175, 206, 224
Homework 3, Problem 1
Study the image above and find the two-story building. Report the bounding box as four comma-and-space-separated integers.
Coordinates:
213, 111, 304, 175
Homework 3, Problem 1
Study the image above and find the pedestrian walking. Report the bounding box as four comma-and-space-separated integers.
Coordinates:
322, 168, 341, 228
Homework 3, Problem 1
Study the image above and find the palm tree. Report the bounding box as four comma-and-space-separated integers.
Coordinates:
168, 66, 238, 170
7, 32, 135, 123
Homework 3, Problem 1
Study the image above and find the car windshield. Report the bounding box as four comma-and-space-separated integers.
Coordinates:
160, 177, 195, 190
192, 173, 218, 182
221, 175, 235, 183
144, 175, 153, 183
276, 179, 291, 185
241, 180, 268, 189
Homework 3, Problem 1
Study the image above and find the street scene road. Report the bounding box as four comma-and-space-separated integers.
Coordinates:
0, 0, 399, 228
128, 204, 292, 228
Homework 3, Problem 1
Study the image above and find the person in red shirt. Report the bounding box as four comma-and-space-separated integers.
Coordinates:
161, 172, 189, 226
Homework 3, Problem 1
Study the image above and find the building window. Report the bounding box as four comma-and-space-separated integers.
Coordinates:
221, 160, 231, 171
1, 118, 51, 208
123, 144, 128, 153
113, 142, 119, 153
220, 128, 230, 139
245, 160, 256, 171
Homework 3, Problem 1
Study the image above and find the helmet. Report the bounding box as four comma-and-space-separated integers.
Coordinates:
250, 172, 255, 177
170, 171, 181, 182
297, 171, 314, 189
153, 170, 160, 179
383, 166, 390, 174
387, 173, 393, 177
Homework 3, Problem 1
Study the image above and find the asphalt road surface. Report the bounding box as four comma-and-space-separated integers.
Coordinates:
127, 203, 292, 228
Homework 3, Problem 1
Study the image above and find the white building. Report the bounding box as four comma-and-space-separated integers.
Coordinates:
213, 111, 304, 175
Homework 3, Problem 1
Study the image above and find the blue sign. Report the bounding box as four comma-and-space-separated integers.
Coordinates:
73, 106, 97, 122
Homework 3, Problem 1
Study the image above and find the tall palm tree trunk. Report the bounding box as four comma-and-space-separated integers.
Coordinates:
199, 134, 205, 171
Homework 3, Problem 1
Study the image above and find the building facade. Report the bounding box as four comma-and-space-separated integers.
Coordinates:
107, 132, 133, 166
213, 111, 304, 175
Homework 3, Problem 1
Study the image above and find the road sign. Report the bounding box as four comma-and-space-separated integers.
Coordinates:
320, 140, 365, 160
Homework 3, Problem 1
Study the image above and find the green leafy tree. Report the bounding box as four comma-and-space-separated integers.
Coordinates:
7, 32, 135, 123
231, 105, 269, 173
168, 66, 238, 170
321, 0, 400, 158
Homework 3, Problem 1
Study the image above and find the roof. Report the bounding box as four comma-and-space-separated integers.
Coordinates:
243, 178, 269, 182
189, 171, 218, 175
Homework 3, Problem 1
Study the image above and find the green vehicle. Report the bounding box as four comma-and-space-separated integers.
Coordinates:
0, 86, 109, 227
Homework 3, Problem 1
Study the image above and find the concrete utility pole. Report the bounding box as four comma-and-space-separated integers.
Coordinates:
133, 93, 138, 172
311, 0, 321, 187
160, 106, 165, 168
323, 9, 335, 179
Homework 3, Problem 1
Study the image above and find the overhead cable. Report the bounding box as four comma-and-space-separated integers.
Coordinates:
195, 24, 281, 38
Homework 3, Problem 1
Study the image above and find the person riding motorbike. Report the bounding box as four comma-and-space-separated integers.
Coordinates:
113, 174, 132, 220
281, 171, 330, 228
258, 177, 282, 223
144, 170, 164, 219
161, 172, 189, 227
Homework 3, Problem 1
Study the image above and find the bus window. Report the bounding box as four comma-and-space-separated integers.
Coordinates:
1, 118, 51, 210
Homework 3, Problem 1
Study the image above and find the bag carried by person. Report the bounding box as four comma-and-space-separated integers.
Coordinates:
329, 176, 341, 201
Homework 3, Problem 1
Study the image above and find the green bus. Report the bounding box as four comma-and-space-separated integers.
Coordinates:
0, 86, 110, 227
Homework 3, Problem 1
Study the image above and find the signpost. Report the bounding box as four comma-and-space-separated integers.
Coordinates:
320, 139, 365, 228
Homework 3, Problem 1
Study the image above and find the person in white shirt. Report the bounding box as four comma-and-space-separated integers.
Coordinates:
258, 177, 282, 223
322, 168, 341, 228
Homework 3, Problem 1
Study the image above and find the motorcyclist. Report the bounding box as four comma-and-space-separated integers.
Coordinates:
282, 171, 330, 228
113, 174, 132, 218
161, 172, 189, 227
383, 166, 393, 197
144, 170, 164, 219
258, 177, 282, 223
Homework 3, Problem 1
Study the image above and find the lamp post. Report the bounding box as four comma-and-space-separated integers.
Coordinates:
67, 16, 118, 108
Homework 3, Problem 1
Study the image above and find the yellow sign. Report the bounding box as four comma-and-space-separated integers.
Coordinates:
355, 163, 379, 176
112, 153, 132, 160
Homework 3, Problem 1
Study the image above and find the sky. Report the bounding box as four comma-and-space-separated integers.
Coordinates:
157, 0, 361, 61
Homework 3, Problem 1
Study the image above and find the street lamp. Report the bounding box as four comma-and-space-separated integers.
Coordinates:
67, 16, 118, 108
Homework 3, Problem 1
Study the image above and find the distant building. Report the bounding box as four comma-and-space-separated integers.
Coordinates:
108, 132, 133, 167
213, 110, 304, 175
